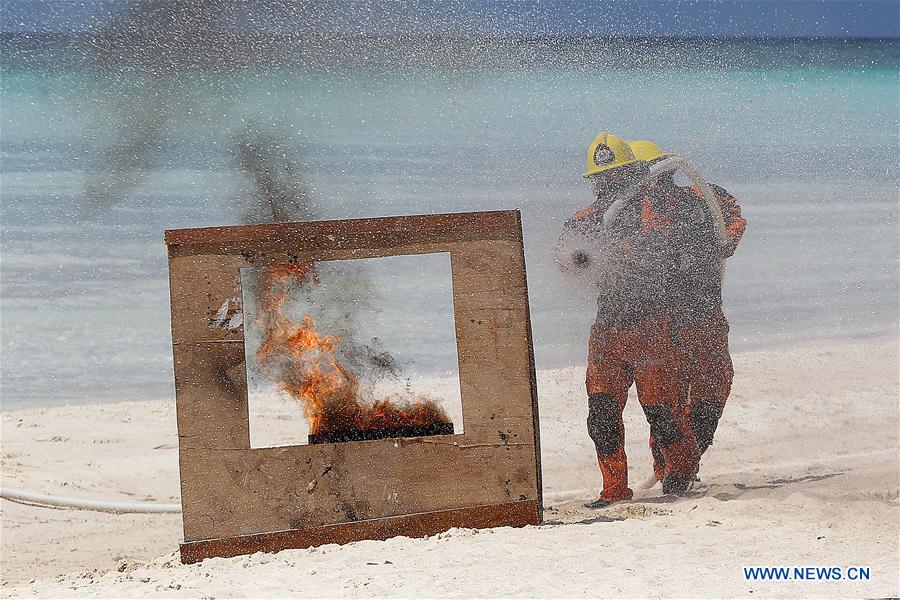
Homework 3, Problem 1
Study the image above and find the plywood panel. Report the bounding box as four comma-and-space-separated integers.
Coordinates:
172, 343, 249, 451
166, 210, 542, 555
168, 253, 248, 345
179, 436, 538, 540
180, 500, 540, 564
166, 210, 521, 254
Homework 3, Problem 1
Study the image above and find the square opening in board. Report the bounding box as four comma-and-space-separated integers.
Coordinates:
240, 252, 463, 448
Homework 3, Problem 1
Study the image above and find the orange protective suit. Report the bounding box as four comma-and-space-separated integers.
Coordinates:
583, 190, 702, 503
648, 182, 746, 481
586, 316, 700, 502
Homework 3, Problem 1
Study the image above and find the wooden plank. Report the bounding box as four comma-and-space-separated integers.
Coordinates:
180, 499, 540, 564
207, 243, 455, 266
165, 210, 521, 255
453, 310, 535, 436
167, 253, 247, 345
449, 240, 525, 295
172, 343, 249, 451
179, 433, 538, 541
449, 236, 534, 439
515, 210, 544, 517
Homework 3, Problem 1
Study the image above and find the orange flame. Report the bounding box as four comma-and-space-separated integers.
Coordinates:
255, 262, 450, 437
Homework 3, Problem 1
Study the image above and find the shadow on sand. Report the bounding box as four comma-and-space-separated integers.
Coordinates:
548, 470, 848, 525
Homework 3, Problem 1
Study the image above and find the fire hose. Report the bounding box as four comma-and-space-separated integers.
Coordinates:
0, 486, 181, 514
554, 155, 728, 285
601, 155, 728, 247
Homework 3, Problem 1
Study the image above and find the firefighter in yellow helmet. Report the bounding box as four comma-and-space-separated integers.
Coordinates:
561, 132, 701, 507
627, 139, 747, 484
581, 132, 646, 202
627, 140, 669, 162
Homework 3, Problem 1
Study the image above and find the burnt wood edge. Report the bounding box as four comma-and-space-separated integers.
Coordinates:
308, 422, 454, 444
514, 210, 544, 520
165, 210, 521, 249
179, 499, 540, 564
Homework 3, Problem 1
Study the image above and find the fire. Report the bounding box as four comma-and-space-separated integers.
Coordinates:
255, 262, 451, 439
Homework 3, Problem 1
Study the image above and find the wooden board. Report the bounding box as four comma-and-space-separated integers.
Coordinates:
165, 210, 521, 253
179, 499, 540, 564
166, 210, 542, 559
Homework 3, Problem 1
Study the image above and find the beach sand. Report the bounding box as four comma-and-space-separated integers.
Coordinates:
1, 337, 898, 598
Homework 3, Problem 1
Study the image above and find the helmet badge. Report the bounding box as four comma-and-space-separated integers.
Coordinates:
593, 144, 615, 166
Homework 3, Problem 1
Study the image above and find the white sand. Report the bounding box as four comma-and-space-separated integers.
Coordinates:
2, 337, 898, 598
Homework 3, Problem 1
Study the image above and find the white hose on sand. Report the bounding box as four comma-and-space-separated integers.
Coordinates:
0, 487, 181, 514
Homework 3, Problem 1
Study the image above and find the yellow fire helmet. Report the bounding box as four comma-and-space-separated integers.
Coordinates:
583, 132, 640, 178
628, 140, 672, 162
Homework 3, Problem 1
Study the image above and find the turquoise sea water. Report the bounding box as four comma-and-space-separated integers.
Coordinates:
1, 38, 898, 408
